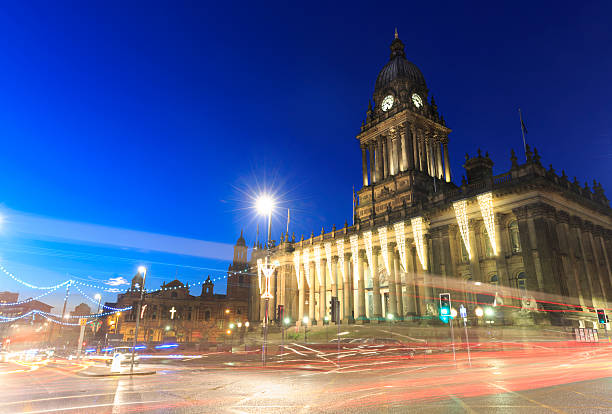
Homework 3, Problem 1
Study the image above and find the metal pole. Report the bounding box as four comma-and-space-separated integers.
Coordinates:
450, 318, 456, 363
262, 297, 268, 366
130, 269, 146, 374
57, 282, 71, 338
336, 306, 340, 366
463, 317, 472, 367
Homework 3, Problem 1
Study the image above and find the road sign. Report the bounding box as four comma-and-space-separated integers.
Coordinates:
459, 305, 467, 318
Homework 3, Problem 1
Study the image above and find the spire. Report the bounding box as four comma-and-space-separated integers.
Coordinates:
389, 29, 406, 59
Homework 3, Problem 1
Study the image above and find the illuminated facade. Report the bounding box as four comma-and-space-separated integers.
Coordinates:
106, 233, 251, 343
247, 32, 612, 327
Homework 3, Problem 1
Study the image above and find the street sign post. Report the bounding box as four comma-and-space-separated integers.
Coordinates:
459, 305, 471, 367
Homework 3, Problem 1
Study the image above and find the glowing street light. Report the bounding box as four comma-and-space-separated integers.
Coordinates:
245, 321, 250, 328
283, 317, 291, 325
484, 307, 494, 317
475, 307, 484, 317
255, 193, 276, 366
229, 323, 235, 329
450, 308, 458, 318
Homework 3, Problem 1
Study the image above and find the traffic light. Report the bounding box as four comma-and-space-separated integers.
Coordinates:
330, 297, 340, 322
277, 305, 284, 323
439, 293, 451, 323
597, 309, 606, 324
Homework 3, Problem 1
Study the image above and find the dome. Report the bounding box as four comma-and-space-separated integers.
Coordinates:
374, 32, 426, 92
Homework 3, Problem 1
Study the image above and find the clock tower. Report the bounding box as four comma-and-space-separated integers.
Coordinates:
355, 30, 454, 222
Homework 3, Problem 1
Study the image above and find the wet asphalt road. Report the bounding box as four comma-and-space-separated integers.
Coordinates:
1, 346, 611, 413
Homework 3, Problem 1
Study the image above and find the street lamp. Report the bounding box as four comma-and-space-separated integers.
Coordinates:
302, 316, 309, 343
256, 194, 276, 366
130, 266, 147, 374
475, 307, 484, 317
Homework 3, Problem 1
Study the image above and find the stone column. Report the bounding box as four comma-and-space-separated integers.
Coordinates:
376, 138, 384, 181
558, 216, 586, 308
320, 258, 327, 322
369, 142, 376, 184
361, 146, 368, 186
420, 131, 428, 174
399, 128, 407, 172
332, 257, 339, 302
443, 139, 451, 182
393, 249, 404, 318
387, 245, 398, 318
412, 126, 420, 172
435, 140, 443, 179
343, 253, 353, 323
371, 247, 383, 321
587, 227, 610, 304
408, 245, 421, 315
468, 219, 483, 283
298, 263, 305, 323
309, 261, 316, 324
404, 124, 414, 171
357, 251, 367, 322
382, 137, 388, 179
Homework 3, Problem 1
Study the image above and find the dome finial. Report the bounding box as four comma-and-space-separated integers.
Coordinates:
394, 27, 398, 39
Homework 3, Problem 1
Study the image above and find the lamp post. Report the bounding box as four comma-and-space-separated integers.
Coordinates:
387, 313, 394, 338
256, 195, 275, 366
94, 294, 102, 350
303, 316, 309, 343
130, 266, 147, 374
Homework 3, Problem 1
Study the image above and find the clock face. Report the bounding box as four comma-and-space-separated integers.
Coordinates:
412, 93, 423, 108
381, 95, 394, 112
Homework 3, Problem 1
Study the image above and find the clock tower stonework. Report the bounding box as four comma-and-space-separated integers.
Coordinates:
356, 31, 454, 222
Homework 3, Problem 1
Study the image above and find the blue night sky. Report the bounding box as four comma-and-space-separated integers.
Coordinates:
0, 1, 610, 310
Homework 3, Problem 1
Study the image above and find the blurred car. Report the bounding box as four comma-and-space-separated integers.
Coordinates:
105, 347, 140, 366
0, 350, 10, 362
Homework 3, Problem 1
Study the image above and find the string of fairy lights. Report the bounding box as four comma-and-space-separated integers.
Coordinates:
0, 260, 257, 324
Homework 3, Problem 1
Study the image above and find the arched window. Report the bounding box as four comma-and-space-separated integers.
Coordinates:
483, 228, 494, 258
517, 272, 527, 295
204, 310, 211, 321
509, 220, 521, 253
490, 274, 499, 286
239, 275, 244, 285
171, 291, 177, 298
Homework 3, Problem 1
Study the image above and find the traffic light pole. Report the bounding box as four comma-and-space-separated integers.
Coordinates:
463, 317, 471, 367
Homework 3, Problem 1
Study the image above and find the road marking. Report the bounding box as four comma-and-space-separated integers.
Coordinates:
20, 399, 166, 413
490, 383, 568, 414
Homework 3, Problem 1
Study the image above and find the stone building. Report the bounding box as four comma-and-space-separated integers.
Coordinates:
108, 232, 251, 343
248, 32, 612, 328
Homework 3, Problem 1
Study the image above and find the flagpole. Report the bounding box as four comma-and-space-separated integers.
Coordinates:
518, 108, 527, 161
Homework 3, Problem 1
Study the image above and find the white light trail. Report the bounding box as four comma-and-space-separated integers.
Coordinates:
477, 192, 497, 256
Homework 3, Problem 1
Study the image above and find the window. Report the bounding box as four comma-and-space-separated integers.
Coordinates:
171, 291, 177, 298
204, 310, 211, 321
187, 307, 192, 320
239, 275, 244, 285
483, 228, 494, 258
490, 274, 499, 286
517, 272, 527, 296
509, 220, 521, 253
